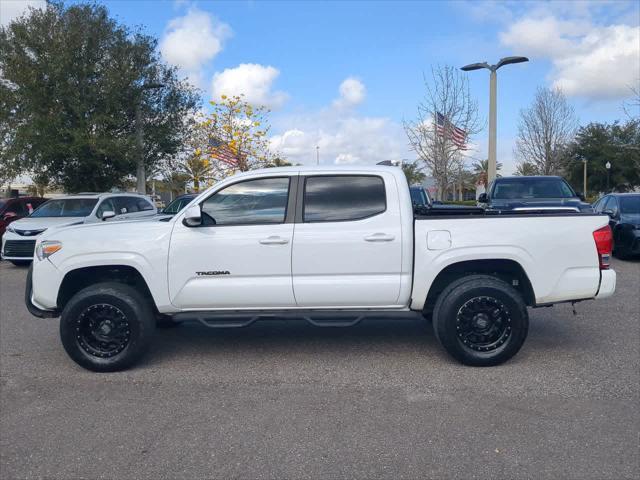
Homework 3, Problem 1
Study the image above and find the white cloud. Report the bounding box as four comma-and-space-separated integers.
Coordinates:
499, 11, 640, 99
211, 63, 288, 108
270, 111, 408, 166
333, 77, 366, 108
160, 8, 231, 85
0, 0, 45, 26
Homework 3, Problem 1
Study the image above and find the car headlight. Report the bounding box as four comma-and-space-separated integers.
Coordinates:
6, 225, 16, 233
36, 240, 63, 260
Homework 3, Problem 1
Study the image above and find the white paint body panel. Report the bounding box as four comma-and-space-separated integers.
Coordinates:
291, 170, 406, 307
28, 166, 614, 315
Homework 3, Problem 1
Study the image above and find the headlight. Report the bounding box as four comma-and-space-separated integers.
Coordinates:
36, 241, 62, 260
6, 225, 16, 233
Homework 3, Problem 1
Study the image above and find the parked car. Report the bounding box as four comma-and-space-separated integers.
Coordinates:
25, 166, 615, 372
410, 185, 476, 213
0, 196, 47, 242
1, 193, 156, 266
478, 176, 592, 212
593, 193, 640, 258
160, 193, 197, 216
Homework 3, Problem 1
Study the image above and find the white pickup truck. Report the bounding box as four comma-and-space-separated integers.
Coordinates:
25, 166, 616, 371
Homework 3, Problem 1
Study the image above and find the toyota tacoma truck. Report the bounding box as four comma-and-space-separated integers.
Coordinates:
25, 166, 616, 371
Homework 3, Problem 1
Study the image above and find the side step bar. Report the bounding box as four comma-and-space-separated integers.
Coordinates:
172, 310, 421, 329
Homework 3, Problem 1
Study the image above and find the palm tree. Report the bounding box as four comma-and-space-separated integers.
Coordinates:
472, 159, 502, 189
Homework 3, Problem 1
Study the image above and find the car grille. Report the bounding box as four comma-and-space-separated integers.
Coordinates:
3, 240, 36, 258
15, 228, 45, 237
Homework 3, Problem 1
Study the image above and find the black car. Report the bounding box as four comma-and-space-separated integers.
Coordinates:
478, 176, 592, 213
160, 194, 197, 216
593, 193, 640, 258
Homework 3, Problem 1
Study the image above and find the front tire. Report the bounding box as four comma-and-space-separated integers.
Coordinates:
433, 275, 528, 366
60, 282, 155, 372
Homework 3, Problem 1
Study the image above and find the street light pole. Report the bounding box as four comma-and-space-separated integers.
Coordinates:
461, 56, 528, 185
135, 83, 164, 194
583, 157, 587, 197
488, 69, 497, 183
605, 161, 611, 192
316, 145, 320, 165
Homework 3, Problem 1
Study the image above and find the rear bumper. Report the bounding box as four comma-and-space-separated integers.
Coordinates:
596, 269, 616, 299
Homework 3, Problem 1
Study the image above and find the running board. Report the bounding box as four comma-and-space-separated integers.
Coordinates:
172, 310, 420, 329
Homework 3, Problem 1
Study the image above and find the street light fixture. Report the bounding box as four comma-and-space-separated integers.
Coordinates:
136, 82, 164, 194
461, 56, 529, 184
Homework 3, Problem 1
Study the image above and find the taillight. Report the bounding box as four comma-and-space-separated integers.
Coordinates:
593, 225, 612, 270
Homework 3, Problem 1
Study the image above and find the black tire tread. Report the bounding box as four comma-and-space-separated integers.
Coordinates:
60, 282, 155, 372
432, 274, 528, 366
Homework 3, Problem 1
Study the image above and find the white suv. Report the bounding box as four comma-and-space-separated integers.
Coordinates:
1, 193, 156, 265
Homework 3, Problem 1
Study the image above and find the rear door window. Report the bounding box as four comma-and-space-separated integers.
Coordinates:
303, 175, 386, 222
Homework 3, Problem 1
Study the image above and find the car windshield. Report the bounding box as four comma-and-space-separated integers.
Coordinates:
620, 196, 640, 214
410, 187, 428, 206
163, 196, 193, 215
30, 198, 98, 217
493, 178, 576, 199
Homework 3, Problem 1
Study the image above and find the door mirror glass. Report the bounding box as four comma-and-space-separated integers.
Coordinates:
183, 205, 202, 227
477, 193, 488, 203
101, 210, 116, 221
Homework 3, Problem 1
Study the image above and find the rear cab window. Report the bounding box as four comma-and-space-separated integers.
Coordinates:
303, 175, 386, 222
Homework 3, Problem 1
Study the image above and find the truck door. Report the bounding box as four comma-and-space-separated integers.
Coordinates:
168, 175, 297, 309
292, 173, 403, 307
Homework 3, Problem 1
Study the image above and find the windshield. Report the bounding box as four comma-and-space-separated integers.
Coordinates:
30, 198, 98, 218
492, 178, 576, 200
163, 196, 193, 215
620, 196, 640, 214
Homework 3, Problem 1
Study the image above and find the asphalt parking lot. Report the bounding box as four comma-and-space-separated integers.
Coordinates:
1, 258, 638, 479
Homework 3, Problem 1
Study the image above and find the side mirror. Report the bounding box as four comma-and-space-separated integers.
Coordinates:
478, 193, 488, 203
101, 210, 116, 221
2, 211, 17, 221
182, 205, 202, 227
576, 191, 585, 201
602, 209, 615, 218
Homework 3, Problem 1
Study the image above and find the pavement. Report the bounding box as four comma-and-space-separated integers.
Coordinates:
1, 258, 638, 479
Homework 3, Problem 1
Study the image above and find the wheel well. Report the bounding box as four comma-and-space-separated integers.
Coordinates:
423, 259, 535, 314
57, 265, 156, 311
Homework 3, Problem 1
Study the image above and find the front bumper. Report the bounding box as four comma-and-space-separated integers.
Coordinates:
25, 265, 60, 318
596, 269, 616, 299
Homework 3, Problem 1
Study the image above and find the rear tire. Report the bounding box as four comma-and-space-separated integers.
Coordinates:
433, 275, 528, 366
60, 282, 155, 372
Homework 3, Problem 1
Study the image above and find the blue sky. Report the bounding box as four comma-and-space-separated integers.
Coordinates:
4, 0, 639, 173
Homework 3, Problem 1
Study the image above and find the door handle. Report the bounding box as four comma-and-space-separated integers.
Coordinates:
259, 236, 289, 245
364, 233, 395, 242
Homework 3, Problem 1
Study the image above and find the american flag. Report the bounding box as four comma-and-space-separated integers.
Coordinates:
208, 137, 239, 168
436, 112, 467, 149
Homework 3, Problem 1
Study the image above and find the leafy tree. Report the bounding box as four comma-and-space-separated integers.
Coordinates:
401, 160, 426, 185
472, 159, 502, 188
514, 161, 538, 176
198, 94, 275, 178
0, 2, 198, 192
565, 120, 640, 193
